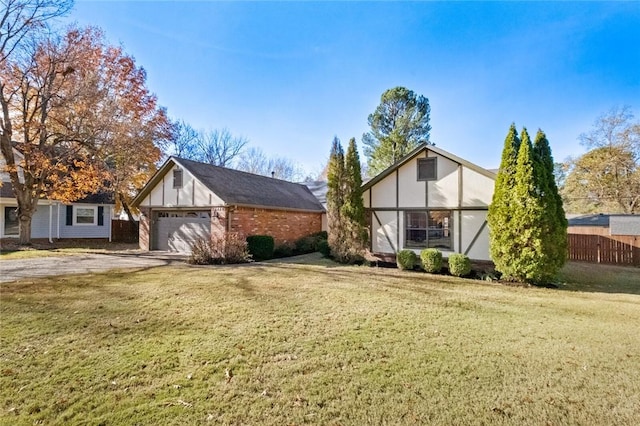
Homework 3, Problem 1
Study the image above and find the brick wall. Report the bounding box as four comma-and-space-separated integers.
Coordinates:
228, 206, 322, 244
139, 207, 150, 250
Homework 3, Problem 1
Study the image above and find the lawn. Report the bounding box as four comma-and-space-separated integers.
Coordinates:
1, 255, 639, 425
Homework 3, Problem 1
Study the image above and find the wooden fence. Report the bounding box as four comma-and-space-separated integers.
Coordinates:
111, 220, 139, 243
567, 234, 640, 266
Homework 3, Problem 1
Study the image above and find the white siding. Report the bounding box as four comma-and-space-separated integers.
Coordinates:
59, 205, 111, 239
141, 163, 222, 207
371, 211, 397, 253
363, 189, 370, 208
371, 173, 396, 208
462, 167, 494, 207
398, 159, 425, 208
429, 153, 459, 208
461, 211, 490, 261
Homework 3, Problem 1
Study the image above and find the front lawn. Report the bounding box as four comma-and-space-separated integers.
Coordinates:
1, 256, 639, 424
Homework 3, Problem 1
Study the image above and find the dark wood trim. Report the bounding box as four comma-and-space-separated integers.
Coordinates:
373, 210, 396, 253
396, 170, 400, 250
464, 220, 488, 256
365, 206, 489, 212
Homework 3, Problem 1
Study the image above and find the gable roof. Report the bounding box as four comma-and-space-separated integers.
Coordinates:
132, 157, 324, 212
362, 143, 496, 191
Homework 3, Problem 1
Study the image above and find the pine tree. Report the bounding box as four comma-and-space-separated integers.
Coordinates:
532, 130, 568, 281
326, 137, 347, 259
342, 138, 367, 256
488, 124, 521, 276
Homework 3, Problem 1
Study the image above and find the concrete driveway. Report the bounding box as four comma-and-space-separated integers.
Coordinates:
0, 252, 186, 283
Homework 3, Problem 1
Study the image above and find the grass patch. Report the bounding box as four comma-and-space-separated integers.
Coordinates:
558, 262, 640, 294
1, 256, 639, 424
0, 240, 139, 260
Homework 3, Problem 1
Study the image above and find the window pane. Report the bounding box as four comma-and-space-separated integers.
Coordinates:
417, 158, 437, 181
76, 208, 95, 224
427, 211, 452, 249
173, 169, 183, 188
4, 207, 19, 235
405, 212, 427, 247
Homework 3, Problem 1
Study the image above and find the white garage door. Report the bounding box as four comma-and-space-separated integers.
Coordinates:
154, 211, 211, 253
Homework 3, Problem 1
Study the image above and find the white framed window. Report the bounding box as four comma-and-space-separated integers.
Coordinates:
405, 210, 452, 250
75, 206, 97, 225
173, 169, 183, 188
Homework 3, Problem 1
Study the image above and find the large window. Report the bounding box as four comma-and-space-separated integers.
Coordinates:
4, 207, 18, 236
75, 206, 97, 225
405, 210, 452, 250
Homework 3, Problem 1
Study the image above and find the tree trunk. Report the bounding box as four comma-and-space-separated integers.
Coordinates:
18, 210, 34, 245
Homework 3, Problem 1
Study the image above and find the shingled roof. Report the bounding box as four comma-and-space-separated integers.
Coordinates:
134, 157, 324, 212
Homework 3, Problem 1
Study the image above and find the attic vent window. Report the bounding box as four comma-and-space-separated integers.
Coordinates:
173, 169, 183, 188
417, 158, 437, 181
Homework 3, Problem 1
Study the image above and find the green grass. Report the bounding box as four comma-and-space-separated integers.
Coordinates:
558, 262, 640, 294
0, 241, 139, 260
1, 256, 639, 425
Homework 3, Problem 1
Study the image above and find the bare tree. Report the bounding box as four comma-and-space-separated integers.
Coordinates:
236, 146, 304, 181
167, 118, 200, 160
0, 0, 73, 64
196, 128, 248, 167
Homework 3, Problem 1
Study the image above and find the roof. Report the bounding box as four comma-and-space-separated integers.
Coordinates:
133, 157, 325, 212
567, 214, 610, 227
0, 181, 113, 204
303, 180, 327, 207
362, 143, 496, 191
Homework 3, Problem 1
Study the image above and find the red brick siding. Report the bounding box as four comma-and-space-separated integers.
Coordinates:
139, 207, 150, 250
228, 206, 322, 244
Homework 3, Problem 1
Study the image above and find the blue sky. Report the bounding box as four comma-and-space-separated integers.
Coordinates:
68, 1, 640, 175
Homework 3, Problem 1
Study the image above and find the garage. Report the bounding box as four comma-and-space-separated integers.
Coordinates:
153, 211, 211, 253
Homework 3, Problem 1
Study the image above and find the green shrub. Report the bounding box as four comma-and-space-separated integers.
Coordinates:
317, 239, 330, 257
396, 250, 418, 271
293, 231, 328, 255
448, 253, 471, 277
246, 235, 274, 261
420, 248, 443, 273
273, 242, 295, 258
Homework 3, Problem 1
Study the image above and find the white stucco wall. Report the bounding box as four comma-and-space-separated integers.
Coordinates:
141, 163, 223, 208
462, 167, 494, 207
371, 173, 396, 208
371, 211, 398, 253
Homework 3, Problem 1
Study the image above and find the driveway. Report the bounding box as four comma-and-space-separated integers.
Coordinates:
0, 252, 186, 283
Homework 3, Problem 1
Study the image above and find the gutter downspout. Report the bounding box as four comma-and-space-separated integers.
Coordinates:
56, 203, 60, 239
48, 203, 53, 243
108, 205, 112, 242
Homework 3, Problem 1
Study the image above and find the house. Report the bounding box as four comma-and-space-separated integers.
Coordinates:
362, 143, 496, 261
131, 157, 325, 253
0, 152, 114, 242
568, 213, 640, 237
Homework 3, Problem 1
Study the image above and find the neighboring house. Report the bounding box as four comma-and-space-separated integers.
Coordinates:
0, 152, 114, 241
362, 143, 496, 261
568, 214, 640, 237
303, 180, 328, 231
131, 157, 325, 253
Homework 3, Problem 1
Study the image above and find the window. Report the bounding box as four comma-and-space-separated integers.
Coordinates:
173, 169, 183, 188
75, 206, 97, 225
417, 158, 437, 181
4, 207, 19, 236
405, 210, 452, 250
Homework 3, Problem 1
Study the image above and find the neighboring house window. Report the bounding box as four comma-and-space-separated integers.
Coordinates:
173, 169, 183, 188
417, 158, 437, 181
4, 207, 19, 236
405, 210, 452, 250
75, 206, 97, 225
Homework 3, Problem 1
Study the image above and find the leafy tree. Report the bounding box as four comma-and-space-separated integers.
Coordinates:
532, 130, 567, 281
342, 137, 367, 254
326, 137, 346, 259
488, 124, 520, 275
0, 26, 168, 243
562, 107, 640, 213
489, 126, 566, 283
362, 86, 432, 176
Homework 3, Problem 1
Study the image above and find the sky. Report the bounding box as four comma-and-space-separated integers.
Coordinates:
67, 1, 640, 175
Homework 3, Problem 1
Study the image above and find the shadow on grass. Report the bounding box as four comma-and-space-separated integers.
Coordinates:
557, 262, 640, 296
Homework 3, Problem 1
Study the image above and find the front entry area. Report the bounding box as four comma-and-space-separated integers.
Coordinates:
152, 211, 211, 253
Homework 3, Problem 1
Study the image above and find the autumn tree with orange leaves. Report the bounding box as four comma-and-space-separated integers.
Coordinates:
1, 25, 169, 243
